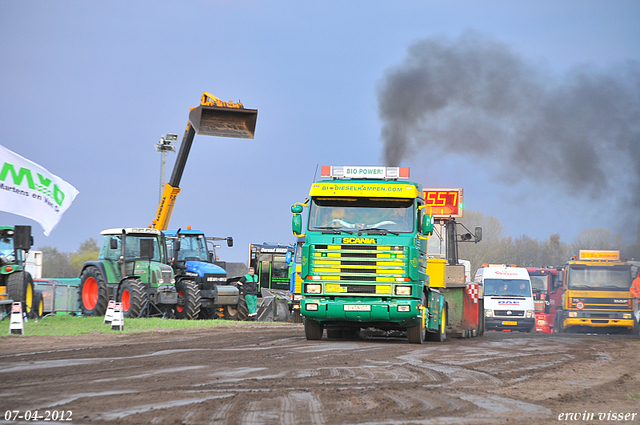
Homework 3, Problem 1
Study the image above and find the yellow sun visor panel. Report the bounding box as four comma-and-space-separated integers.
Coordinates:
309, 182, 418, 198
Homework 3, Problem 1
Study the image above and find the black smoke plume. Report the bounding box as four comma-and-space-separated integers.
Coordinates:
378, 31, 640, 237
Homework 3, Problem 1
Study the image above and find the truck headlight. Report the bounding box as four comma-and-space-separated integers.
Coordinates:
623, 313, 632, 319
306, 303, 318, 311
568, 311, 577, 317
525, 310, 534, 319
397, 305, 411, 312
395, 286, 412, 296
306, 284, 321, 294
485, 310, 493, 317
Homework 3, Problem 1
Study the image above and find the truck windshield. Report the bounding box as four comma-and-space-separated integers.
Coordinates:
567, 265, 632, 290
176, 235, 208, 262
308, 197, 414, 233
484, 279, 531, 297
530, 275, 548, 292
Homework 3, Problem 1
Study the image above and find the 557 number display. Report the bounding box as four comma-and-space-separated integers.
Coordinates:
5, 410, 72, 421
423, 188, 463, 218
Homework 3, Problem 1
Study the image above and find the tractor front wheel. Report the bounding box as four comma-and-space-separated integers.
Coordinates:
119, 279, 146, 318
79, 267, 109, 316
174, 280, 201, 320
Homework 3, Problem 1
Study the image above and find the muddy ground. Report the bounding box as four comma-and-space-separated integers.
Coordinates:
0, 323, 639, 425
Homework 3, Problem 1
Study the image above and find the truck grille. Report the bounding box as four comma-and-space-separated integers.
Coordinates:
494, 310, 525, 317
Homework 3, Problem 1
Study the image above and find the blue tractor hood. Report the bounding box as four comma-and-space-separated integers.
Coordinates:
185, 260, 226, 276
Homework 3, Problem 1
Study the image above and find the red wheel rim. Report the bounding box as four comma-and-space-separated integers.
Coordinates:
83, 277, 98, 310
177, 290, 184, 313
122, 289, 131, 311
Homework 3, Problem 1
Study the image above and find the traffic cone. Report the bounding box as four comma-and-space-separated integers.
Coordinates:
110, 302, 124, 331
9, 302, 24, 335
104, 300, 116, 324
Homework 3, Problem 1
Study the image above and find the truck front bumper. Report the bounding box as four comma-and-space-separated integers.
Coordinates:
485, 317, 535, 332
561, 310, 635, 330
301, 297, 421, 327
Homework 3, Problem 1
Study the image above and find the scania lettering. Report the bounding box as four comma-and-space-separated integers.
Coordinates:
555, 250, 636, 333
475, 265, 535, 332
291, 165, 446, 344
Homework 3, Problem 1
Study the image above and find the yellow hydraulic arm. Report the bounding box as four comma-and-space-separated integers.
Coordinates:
152, 92, 258, 230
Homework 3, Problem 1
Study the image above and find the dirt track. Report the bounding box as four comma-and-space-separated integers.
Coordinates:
0, 323, 639, 425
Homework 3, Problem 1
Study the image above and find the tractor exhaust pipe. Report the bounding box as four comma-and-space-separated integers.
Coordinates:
189, 105, 258, 139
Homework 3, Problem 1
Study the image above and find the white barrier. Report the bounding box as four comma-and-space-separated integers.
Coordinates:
9, 302, 24, 335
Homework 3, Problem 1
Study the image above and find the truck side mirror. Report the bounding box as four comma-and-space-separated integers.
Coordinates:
475, 226, 483, 243
292, 214, 302, 236
13, 225, 32, 251
226, 237, 233, 247
291, 204, 303, 214
421, 215, 433, 236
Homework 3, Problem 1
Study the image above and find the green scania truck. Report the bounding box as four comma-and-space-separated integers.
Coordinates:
290, 166, 447, 344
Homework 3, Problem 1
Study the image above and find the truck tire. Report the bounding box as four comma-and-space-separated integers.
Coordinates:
174, 280, 201, 320
426, 304, 447, 342
200, 306, 223, 320
554, 311, 564, 334
118, 278, 146, 318
225, 296, 249, 321
408, 293, 427, 344
304, 318, 323, 340
79, 267, 109, 316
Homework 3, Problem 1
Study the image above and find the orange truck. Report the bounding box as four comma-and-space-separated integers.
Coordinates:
555, 250, 637, 333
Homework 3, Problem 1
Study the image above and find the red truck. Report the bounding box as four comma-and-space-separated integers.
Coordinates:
527, 268, 563, 333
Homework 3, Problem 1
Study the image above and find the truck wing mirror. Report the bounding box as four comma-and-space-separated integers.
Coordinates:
475, 226, 483, 243
291, 204, 303, 214
292, 214, 303, 236
226, 237, 233, 247
421, 215, 433, 236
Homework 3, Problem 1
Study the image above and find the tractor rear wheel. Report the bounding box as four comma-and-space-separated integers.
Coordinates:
118, 278, 146, 318
174, 280, 201, 320
79, 267, 109, 316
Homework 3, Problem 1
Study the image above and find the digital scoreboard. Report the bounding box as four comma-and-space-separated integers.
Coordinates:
423, 188, 463, 218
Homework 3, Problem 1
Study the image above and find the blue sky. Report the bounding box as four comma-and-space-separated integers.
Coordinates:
1, 1, 639, 263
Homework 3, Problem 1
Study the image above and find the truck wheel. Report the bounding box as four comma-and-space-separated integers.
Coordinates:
79, 267, 109, 316
554, 311, 564, 334
304, 318, 323, 340
426, 305, 447, 342
174, 280, 201, 320
118, 279, 146, 318
225, 296, 249, 321
29, 290, 44, 320
408, 293, 427, 344
23, 274, 34, 316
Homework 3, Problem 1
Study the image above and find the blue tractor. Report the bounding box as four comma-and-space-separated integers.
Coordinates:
164, 228, 245, 320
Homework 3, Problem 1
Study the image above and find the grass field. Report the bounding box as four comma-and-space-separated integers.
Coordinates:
0, 314, 246, 337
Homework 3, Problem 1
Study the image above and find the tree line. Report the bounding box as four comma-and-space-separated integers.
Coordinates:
458, 210, 640, 275
35, 210, 640, 278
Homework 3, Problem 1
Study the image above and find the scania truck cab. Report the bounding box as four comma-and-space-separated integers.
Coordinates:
475, 264, 535, 332
291, 166, 446, 344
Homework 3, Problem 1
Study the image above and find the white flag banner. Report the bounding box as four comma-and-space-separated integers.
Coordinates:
0, 144, 79, 236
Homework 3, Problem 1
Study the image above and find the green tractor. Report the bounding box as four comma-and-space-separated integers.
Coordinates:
0, 225, 36, 318
78, 228, 200, 319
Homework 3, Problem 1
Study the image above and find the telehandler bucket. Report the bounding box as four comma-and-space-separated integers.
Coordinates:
189, 105, 258, 139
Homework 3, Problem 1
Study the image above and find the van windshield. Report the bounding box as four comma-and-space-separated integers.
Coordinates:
484, 279, 531, 297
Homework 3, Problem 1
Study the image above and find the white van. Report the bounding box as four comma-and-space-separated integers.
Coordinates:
474, 265, 535, 332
